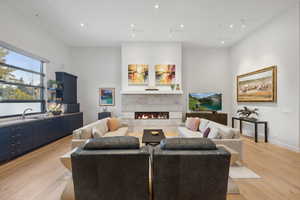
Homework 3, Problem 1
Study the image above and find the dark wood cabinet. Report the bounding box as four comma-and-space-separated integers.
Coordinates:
0, 127, 11, 161
56, 72, 77, 104
98, 112, 111, 120
0, 112, 83, 162
186, 112, 228, 125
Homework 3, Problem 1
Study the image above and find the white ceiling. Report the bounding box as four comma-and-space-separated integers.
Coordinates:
3, 0, 298, 47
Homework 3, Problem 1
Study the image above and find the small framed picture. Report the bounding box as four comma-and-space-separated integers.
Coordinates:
99, 88, 115, 106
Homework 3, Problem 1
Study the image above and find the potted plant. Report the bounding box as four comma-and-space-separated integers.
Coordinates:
48, 80, 59, 89
48, 103, 63, 115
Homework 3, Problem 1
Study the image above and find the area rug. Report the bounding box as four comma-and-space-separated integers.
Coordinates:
229, 166, 261, 179
227, 178, 240, 194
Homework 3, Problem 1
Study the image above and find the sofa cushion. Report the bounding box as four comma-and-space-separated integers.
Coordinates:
199, 118, 209, 133
92, 127, 105, 138
208, 121, 235, 139
104, 127, 128, 137
73, 129, 82, 139
80, 128, 93, 139
185, 117, 200, 131
94, 118, 109, 134
83, 136, 140, 150
160, 138, 217, 150
207, 127, 222, 139
107, 118, 121, 131
177, 127, 203, 138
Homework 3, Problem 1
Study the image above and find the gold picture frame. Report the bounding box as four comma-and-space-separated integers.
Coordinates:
237, 66, 277, 102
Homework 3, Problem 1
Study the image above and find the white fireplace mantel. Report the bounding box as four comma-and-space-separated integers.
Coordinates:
120, 90, 183, 95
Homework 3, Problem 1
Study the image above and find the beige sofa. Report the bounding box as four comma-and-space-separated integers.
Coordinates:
71, 118, 128, 149
178, 118, 243, 160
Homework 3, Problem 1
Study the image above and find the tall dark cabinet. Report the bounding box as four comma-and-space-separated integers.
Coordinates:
55, 72, 80, 113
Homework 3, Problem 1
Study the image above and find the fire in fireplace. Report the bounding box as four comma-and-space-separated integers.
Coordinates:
135, 112, 169, 120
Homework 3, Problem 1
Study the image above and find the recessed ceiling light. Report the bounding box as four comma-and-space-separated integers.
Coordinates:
180, 24, 184, 28
229, 24, 234, 28
80, 23, 85, 27
130, 24, 135, 28
221, 41, 225, 44
154, 3, 160, 9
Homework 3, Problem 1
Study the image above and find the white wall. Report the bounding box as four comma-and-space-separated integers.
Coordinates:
230, 6, 300, 151
0, 2, 71, 79
121, 42, 182, 92
183, 47, 232, 116
70, 45, 232, 124
70, 47, 121, 124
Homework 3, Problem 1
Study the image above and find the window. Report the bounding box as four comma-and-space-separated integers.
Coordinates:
0, 45, 45, 117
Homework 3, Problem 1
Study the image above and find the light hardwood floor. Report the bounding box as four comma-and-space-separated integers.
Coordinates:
0, 135, 300, 200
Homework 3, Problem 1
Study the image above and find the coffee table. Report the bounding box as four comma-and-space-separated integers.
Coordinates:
142, 129, 166, 145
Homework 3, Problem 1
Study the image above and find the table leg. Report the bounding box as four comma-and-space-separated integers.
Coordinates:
232, 119, 234, 128
255, 123, 258, 143
239, 120, 242, 134
265, 123, 268, 143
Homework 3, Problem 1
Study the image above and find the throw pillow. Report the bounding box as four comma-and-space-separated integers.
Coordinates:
185, 117, 200, 131
92, 127, 105, 138
107, 118, 121, 132
203, 127, 211, 138
208, 127, 221, 139
83, 136, 140, 150
199, 118, 209, 133
160, 138, 217, 150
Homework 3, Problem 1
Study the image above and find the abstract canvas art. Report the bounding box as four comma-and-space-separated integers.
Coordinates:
155, 64, 176, 85
237, 66, 277, 102
128, 64, 149, 85
99, 88, 115, 106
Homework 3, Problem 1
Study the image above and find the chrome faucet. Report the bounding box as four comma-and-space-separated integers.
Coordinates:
22, 108, 33, 120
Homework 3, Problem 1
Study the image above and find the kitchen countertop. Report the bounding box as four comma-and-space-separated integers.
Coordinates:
0, 112, 83, 128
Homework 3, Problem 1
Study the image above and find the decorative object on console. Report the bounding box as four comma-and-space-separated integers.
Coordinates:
237, 66, 277, 102
189, 93, 222, 111
128, 64, 149, 85
155, 64, 176, 85
176, 83, 180, 90
99, 88, 115, 106
237, 106, 259, 121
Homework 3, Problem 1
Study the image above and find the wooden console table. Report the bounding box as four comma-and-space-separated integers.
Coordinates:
232, 117, 268, 143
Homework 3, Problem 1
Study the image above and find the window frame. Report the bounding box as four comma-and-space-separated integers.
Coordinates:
0, 48, 46, 118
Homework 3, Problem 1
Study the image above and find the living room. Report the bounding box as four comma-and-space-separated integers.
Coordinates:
0, 0, 300, 200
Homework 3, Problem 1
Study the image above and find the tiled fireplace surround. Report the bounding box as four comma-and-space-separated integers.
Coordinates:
121, 94, 184, 133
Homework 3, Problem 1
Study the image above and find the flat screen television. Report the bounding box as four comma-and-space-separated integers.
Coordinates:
189, 93, 222, 111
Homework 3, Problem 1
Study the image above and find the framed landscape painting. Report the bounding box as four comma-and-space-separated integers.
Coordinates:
128, 64, 149, 85
237, 66, 277, 102
99, 88, 115, 106
155, 64, 176, 85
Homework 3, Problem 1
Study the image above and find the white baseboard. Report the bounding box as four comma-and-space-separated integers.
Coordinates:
242, 132, 300, 153
268, 138, 300, 153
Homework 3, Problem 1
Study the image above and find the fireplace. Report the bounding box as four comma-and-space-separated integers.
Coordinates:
135, 112, 169, 120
